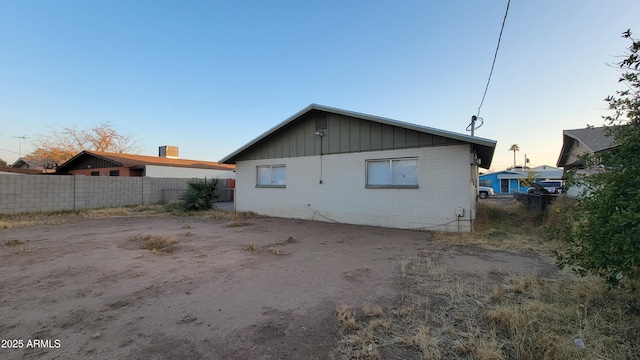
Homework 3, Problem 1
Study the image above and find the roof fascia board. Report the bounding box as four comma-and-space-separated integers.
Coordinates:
220, 104, 497, 163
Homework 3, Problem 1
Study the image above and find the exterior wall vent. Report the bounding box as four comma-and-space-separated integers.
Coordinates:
315, 114, 328, 131
159, 146, 179, 158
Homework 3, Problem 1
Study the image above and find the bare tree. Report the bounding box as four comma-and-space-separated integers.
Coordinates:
27, 123, 140, 166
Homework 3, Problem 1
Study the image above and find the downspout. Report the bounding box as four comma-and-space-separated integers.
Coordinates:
315, 131, 324, 184
470, 145, 479, 232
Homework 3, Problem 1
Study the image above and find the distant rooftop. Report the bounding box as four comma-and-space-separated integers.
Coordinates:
58, 150, 235, 172
557, 127, 618, 168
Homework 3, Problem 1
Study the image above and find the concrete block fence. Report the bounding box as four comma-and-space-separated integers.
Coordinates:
0, 175, 233, 214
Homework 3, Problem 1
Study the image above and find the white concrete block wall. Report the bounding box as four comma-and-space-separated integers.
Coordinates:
83, 177, 142, 209
234, 145, 476, 231
145, 165, 235, 179
0, 174, 75, 214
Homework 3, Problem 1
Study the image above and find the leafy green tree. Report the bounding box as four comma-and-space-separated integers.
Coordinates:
557, 30, 640, 286
182, 178, 219, 211
0, 158, 7, 167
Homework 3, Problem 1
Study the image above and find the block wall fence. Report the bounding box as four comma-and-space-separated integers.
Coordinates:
0, 175, 233, 214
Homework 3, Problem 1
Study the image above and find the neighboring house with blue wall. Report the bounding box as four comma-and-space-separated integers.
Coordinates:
480, 165, 563, 194
479, 170, 527, 194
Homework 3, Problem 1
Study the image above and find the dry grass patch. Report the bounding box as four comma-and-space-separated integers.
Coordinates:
245, 244, 259, 252
331, 199, 640, 359
4, 239, 23, 246
256, 236, 299, 255
224, 212, 260, 227
129, 234, 178, 255
337, 305, 358, 331
80, 207, 132, 218
0, 205, 258, 229
363, 303, 384, 318
0, 204, 177, 229
226, 215, 247, 228
0, 211, 76, 229
484, 271, 640, 359
433, 200, 555, 253
286, 236, 296, 243
404, 325, 441, 359
269, 246, 287, 255
334, 305, 383, 359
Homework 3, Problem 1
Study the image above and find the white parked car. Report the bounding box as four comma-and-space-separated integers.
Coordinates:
478, 186, 494, 199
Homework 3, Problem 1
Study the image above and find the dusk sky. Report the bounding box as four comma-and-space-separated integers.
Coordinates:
1, 0, 639, 170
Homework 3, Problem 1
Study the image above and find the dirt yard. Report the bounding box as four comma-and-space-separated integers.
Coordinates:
0, 213, 555, 359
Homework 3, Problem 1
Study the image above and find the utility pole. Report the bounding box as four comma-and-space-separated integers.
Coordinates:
466, 115, 484, 136
12, 135, 29, 158
470, 116, 477, 136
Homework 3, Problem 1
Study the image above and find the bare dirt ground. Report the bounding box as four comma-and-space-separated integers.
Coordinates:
0, 213, 555, 359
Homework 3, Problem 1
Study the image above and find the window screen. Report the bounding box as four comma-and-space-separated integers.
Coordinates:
257, 165, 286, 187
366, 158, 418, 187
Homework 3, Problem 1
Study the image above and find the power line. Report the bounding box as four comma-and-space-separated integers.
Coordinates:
476, 0, 511, 117
0, 148, 21, 155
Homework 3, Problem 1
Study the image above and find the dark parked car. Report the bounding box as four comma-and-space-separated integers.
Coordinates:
527, 181, 563, 194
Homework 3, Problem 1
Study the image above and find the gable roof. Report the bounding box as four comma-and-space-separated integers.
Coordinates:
57, 150, 235, 173
11, 158, 47, 170
220, 104, 497, 168
557, 127, 617, 167
479, 170, 527, 179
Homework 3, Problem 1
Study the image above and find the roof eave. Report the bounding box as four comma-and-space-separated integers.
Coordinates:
220, 104, 497, 165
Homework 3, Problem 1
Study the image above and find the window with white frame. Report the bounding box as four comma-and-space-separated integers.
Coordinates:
366, 158, 418, 188
256, 165, 286, 187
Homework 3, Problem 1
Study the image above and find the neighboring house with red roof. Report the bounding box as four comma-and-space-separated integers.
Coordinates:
56, 148, 235, 179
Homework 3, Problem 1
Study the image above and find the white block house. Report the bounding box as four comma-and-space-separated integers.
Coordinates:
221, 104, 496, 232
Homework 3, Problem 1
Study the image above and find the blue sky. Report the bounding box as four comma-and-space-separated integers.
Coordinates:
1, 0, 638, 170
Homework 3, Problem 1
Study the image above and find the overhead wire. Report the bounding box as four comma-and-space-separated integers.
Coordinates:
476, 0, 511, 117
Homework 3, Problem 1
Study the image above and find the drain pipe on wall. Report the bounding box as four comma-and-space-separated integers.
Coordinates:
315, 131, 324, 184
